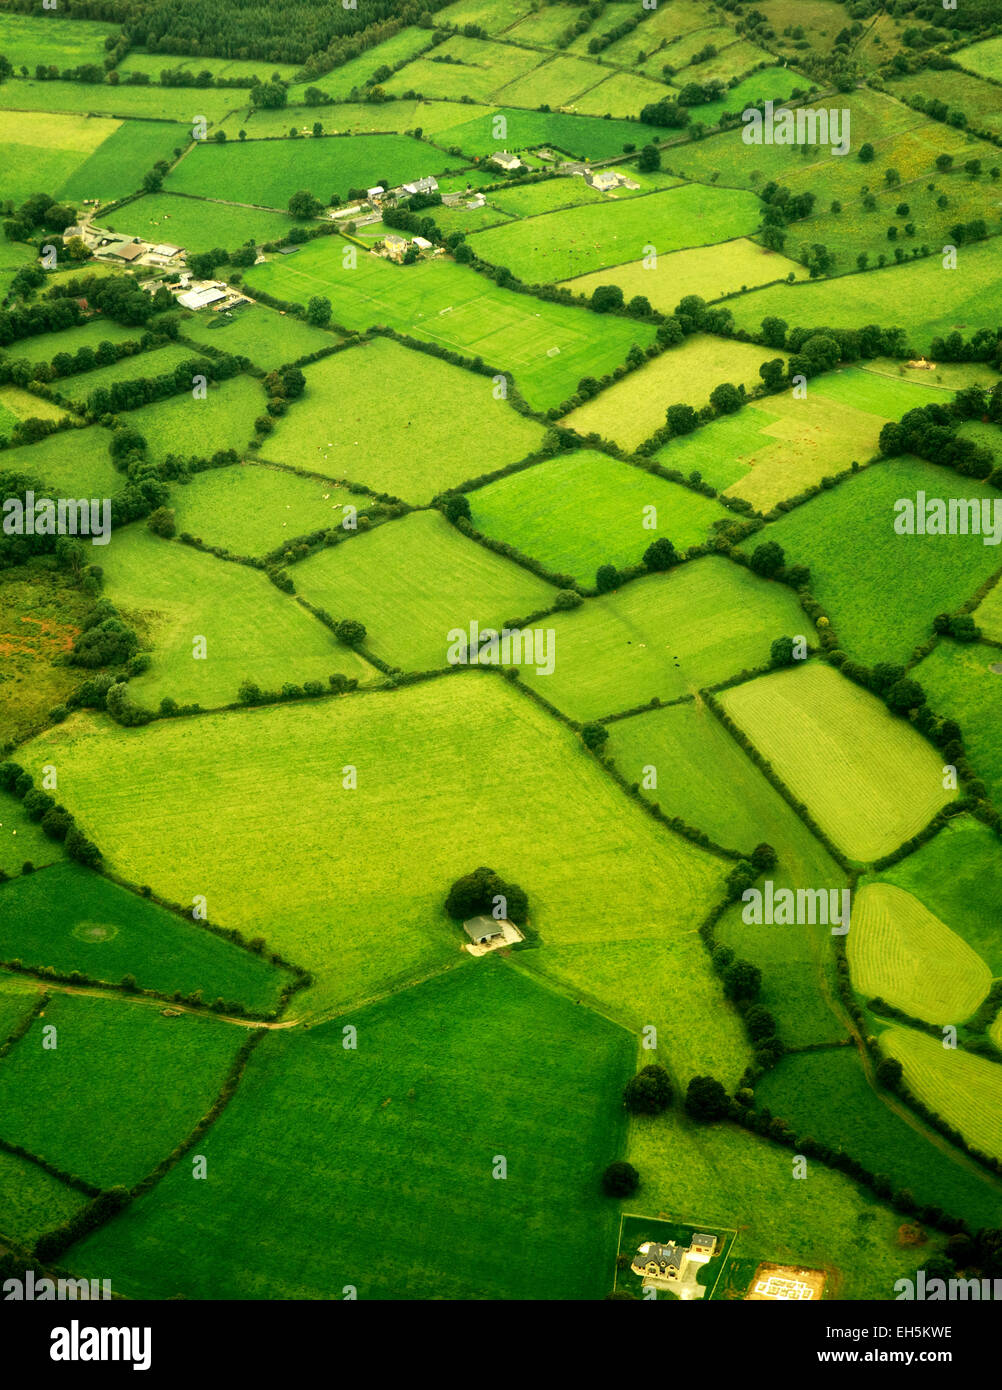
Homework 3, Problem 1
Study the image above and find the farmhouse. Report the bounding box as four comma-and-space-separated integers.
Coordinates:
381, 233, 410, 264
631, 1233, 716, 1287
366, 185, 385, 201
490, 151, 523, 172
399, 176, 439, 197
588, 170, 631, 192
464, 916, 506, 945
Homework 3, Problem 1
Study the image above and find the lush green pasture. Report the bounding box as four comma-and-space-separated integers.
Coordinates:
720, 663, 954, 863
97, 525, 369, 707
261, 336, 545, 503
434, 0, 536, 35
739, 457, 1002, 665
67, 963, 632, 1298
0, 788, 65, 876
170, 463, 351, 555
974, 576, 1002, 642
0, 14, 116, 69
914, 641, 1002, 806
490, 176, 607, 219
178, 303, 334, 370
58, 120, 190, 204
0, 385, 66, 425
467, 449, 729, 583
0, 108, 116, 204
526, 935, 751, 1092
518, 555, 805, 720
119, 374, 263, 463
571, 70, 672, 120
562, 238, 807, 314
0, 425, 118, 498
848, 883, 990, 1025
0, 993, 241, 1187
890, 68, 1002, 139
467, 184, 761, 283
21, 677, 726, 1018
0, 77, 238, 123
219, 99, 424, 141
0, 863, 289, 1012
104, 192, 314, 253
294, 510, 555, 670
955, 35, 1002, 83
727, 241, 1002, 353
115, 53, 301, 84
882, 1025, 1002, 1162
756, 1049, 1002, 1231
58, 343, 197, 408
432, 105, 665, 161
0, 1147, 86, 1248
506, 5, 587, 47
866, 816, 1002, 977
243, 243, 657, 410
626, 1108, 939, 1300
564, 335, 786, 451
493, 54, 605, 109
0, 971, 40, 1043
2, 317, 149, 369
288, 28, 437, 101
167, 132, 438, 206
385, 35, 544, 103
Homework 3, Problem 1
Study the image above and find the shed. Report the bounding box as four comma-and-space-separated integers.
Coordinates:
463, 916, 506, 944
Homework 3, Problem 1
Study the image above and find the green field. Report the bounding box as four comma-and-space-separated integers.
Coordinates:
0, 993, 241, 1187
974, 577, 1002, 643
0, 970, 41, 1043
564, 335, 788, 451
118, 373, 263, 463
562, 238, 808, 314
97, 524, 370, 707
0, 1146, 86, 1248
727, 241, 1002, 354
720, 662, 955, 864
890, 67, 1002, 140
260, 336, 545, 503
178, 303, 335, 370
882, 1025, 1002, 1163
104, 192, 317, 254
914, 640, 1002, 807
467, 449, 730, 584
0, 108, 119, 204
169, 463, 353, 556
431, 105, 666, 161
57, 342, 199, 409
0, 77, 239, 123
385, 35, 545, 104
517, 554, 805, 720
848, 882, 991, 1025
243, 242, 657, 410
739, 456, 1002, 665
563, 69, 669, 120
467, 183, 761, 283
218, 99, 424, 141
167, 131, 442, 207
0, 863, 290, 1012
756, 1048, 1002, 1231
64, 963, 633, 1298
115, 53, 301, 84
493, 53, 606, 110
0, 789, 65, 876
2, 316, 154, 369
20, 676, 726, 1018
954, 35, 1002, 83
0, 425, 118, 498
287, 27, 438, 101
294, 510, 555, 670
0, 13, 116, 69
58, 120, 191, 204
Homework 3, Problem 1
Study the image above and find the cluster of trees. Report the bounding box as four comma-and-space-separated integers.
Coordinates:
879, 403, 1000, 485
444, 865, 529, 926
623, 1063, 673, 1115
85, 352, 239, 418
237, 673, 356, 707
2, 321, 181, 389
0, 761, 101, 867
259, 363, 306, 429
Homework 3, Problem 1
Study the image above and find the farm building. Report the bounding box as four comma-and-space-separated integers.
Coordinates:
367, 185, 385, 200
411, 236, 434, 252
102, 240, 145, 263
463, 916, 506, 945
399, 176, 439, 197
382, 233, 409, 264
177, 284, 229, 310
490, 151, 523, 171
588, 170, 623, 192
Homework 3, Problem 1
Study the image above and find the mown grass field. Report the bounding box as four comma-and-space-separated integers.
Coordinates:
167, 131, 439, 206
739, 456, 1002, 665
625, 1107, 940, 1300
756, 1048, 1002, 1231
571, 69, 674, 120
261, 336, 545, 503
562, 238, 807, 315
384, 34, 545, 103
178, 303, 334, 370
243, 243, 657, 410
0, 1146, 86, 1247
0, 109, 119, 204
882, 1025, 1002, 1163
104, 193, 316, 253
431, 105, 665, 161
564, 335, 787, 451
518, 555, 805, 720
0, 993, 242, 1188
467, 184, 761, 284
65, 963, 633, 1298
0, 77, 238, 123
866, 816, 1002, 977
0, 863, 289, 1012
97, 525, 370, 707
294, 510, 555, 670
169, 462, 353, 556
466, 450, 730, 584
720, 662, 955, 863
0, 425, 119, 498
57, 120, 191, 204
954, 35, 1002, 82
726, 241, 1002, 353
847, 882, 991, 1025
493, 54, 606, 110
914, 640, 1002, 807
